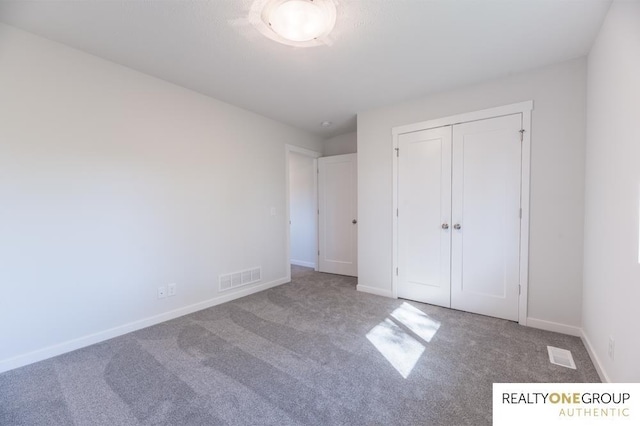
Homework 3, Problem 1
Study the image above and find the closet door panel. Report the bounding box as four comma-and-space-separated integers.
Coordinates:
397, 127, 452, 307
451, 114, 521, 321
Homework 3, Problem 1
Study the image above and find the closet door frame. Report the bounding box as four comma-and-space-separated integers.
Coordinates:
391, 101, 533, 326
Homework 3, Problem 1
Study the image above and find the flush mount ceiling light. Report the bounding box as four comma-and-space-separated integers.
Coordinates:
250, 0, 337, 47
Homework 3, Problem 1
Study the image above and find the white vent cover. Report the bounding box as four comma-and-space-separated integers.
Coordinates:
220, 275, 232, 291
231, 273, 241, 286
219, 267, 262, 292
547, 346, 576, 369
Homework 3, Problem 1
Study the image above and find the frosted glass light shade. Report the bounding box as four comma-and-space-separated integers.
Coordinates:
269, 1, 328, 42
250, 0, 336, 47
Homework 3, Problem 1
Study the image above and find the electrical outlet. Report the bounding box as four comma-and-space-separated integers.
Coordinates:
168, 283, 176, 297
608, 336, 615, 360
158, 286, 167, 299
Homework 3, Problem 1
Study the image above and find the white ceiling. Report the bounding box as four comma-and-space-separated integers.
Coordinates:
0, 0, 611, 137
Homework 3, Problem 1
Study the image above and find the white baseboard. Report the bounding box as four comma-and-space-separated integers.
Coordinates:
581, 329, 611, 383
356, 284, 394, 298
0, 276, 290, 374
290, 259, 316, 268
526, 317, 582, 337
526, 318, 611, 382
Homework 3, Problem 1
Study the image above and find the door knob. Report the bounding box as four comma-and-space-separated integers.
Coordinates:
352, 219, 358, 224
441, 223, 449, 230
454, 224, 461, 230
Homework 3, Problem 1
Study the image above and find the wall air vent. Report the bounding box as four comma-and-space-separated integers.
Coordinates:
219, 267, 262, 292
220, 275, 232, 291
251, 268, 261, 281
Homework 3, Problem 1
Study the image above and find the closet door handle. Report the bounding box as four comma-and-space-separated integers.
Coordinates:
441, 223, 449, 230
453, 224, 461, 230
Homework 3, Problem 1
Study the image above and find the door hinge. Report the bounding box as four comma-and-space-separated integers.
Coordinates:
519, 285, 521, 295
396, 208, 399, 217
318, 209, 320, 215
395, 147, 399, 157
519, 208, 522, 219
396, 267, 399, 276
318, 250, 320, 256
519, 129, 525, 142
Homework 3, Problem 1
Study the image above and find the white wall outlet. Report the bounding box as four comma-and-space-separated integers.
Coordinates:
608, 336, 615, 360
158, 286, 166, 299
168, 283, 176, 297
270, 207, 276, 216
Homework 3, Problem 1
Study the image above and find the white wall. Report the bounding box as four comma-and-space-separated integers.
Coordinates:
323, 131, 357, 156
358, 58, 587, 330
582, 1, 640, 382
0, 24, 324, 371
289, 152, 317, 268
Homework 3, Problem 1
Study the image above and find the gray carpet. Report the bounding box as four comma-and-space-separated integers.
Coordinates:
0, 266, 600, 425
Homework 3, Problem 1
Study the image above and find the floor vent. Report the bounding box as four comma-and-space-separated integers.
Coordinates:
547, 346, 576, 369
219, 267, 261, 292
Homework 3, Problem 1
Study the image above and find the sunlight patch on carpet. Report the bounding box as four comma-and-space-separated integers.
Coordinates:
391, 302, 441, 343
366, 318, 424, 379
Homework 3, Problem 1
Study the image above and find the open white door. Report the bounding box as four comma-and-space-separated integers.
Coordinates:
397, 127, 452, 307
318, 154, 357, 276
450, 114, 522, 321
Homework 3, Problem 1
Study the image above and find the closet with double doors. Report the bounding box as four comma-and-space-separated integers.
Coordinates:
393, 102, 532, 322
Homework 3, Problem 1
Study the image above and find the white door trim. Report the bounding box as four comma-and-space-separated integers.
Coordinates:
285, 144, 322, 282
392, 101, 533, 325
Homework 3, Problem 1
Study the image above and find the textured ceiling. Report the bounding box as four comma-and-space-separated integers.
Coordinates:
0, 0, 611, 137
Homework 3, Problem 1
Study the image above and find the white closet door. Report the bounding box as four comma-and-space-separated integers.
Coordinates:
397, 127, 452, 307
318, 154, 358, 276
450, 114, 522, 321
